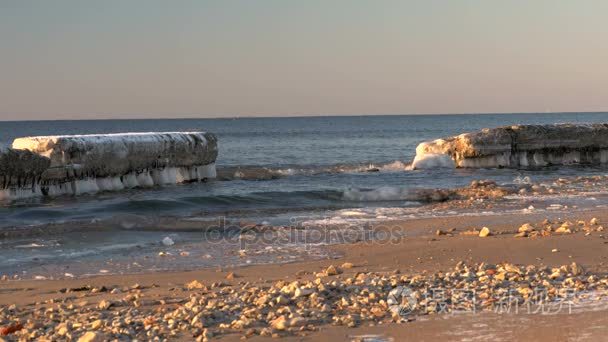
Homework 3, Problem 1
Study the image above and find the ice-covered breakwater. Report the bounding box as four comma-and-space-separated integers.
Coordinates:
0, 145, 51, 199
1, 132, 217, 200
412, 123, 608, 169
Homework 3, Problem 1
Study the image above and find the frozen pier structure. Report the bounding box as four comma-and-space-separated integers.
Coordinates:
412, 124, 608, 169
1, 132, 217, 199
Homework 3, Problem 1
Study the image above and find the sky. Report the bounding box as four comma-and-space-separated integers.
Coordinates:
1, 0, 608, 120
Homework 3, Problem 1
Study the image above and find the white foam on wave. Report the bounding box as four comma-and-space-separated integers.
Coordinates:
342, 186, 413, 202
306, 160, 409, 174
376, 160, 409, 172
513, 176, 532, 185
409, 140, 456, 169
339, 210, 367, 217
411, 153, 455, 169
300, 205, 539, 229
221, 160, 409, 181
14, 243, 46, 249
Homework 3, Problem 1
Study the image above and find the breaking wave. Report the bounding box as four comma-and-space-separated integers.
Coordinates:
342, 186, 414, 202
216, 160, 410, 181
0, 185, 450, 229
340, 186, 458, 203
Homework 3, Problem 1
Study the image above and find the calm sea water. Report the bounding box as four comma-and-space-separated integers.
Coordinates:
1, 113, 608, 229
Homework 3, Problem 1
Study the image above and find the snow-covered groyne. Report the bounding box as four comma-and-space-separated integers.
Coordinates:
1, 132, 217, 199
0, 145, 52, 200
412, 124, 608, 169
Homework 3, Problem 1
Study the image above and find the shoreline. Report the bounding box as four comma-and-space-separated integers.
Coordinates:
2, 209, 608, 341
1, 201, 604, 281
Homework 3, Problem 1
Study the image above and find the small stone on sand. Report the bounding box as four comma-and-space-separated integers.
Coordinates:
518, 223, 534, 233
479, 227, 491, 237
341, 262, 354, 269
77, 332, 105, 342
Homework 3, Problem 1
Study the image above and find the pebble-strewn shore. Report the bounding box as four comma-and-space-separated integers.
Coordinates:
1, 259, 607, 341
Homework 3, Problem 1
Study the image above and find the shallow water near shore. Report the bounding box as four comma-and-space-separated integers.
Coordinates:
0, 227, 340, 279
3, 113, 608, 277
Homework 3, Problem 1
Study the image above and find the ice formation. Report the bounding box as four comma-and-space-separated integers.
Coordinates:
412, 123, 608, 169
1, 132, 217, 200
0, 144, 52, 200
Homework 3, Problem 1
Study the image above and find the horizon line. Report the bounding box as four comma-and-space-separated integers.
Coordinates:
0, 110, 607, 123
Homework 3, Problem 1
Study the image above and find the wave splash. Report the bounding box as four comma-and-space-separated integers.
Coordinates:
342, 186, 413, 202
341, 179, 514, 203
217, 160, 410, 181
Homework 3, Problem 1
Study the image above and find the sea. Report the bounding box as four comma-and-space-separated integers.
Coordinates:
1, 112, 608, 278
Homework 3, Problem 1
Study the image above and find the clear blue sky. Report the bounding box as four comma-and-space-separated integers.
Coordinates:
1, 0, 607, 120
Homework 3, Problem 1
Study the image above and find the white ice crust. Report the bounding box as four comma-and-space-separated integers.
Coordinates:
1, 132, 218, 200
412, 124, 608, 169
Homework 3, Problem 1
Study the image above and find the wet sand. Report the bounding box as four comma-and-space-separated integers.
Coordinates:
1, 209, 608, 341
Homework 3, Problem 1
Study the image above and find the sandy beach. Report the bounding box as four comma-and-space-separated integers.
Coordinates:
2, 205, 608, 341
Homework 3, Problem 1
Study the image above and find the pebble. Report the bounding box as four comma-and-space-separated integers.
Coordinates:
77, 331, 105, 342
0, 323, 23, 336
518, 223, 534, 233
276, 295, 289, 305
97, 300, 112, 310
186, 280, 205, 290
571, 262, 583, 276
325, 265, 342, 276
56, 323, 69, 336
90, 320, 103, 330
289, 317, 308, 327
294, 287, 313, 298
478, 227, 491, 237
270, 316, 288, 330
514, 231, 527, 238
